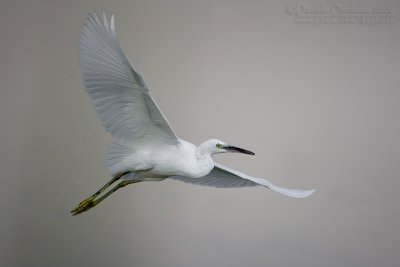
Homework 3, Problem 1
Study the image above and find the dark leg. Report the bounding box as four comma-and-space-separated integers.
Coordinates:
71, 179, 141, 216
70, 172, 129, 215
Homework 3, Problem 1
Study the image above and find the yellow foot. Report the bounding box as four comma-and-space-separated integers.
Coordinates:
70, 196, 97, 216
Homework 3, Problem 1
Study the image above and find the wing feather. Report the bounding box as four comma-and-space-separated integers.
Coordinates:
170, 163, 315, 198
79, 13, 178, 146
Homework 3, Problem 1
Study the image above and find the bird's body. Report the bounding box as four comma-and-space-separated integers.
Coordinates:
110, 139, 214, 179
71, 13, 314, 215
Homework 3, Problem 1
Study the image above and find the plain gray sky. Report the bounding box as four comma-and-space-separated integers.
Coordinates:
1, 0, 399, 267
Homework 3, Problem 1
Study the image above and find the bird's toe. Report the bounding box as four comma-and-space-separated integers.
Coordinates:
71, 196, 96, 215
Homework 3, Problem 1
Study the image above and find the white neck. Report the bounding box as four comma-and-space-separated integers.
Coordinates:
196, 141, 213, 158
193, 142, 214, 178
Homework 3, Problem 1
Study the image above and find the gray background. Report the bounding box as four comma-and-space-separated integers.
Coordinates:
1, 0, 399, 267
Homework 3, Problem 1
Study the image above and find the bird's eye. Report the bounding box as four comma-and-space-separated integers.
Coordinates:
216, 143, 223, 149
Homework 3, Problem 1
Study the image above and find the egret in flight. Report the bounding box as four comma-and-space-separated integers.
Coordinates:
71, 13, 315, 215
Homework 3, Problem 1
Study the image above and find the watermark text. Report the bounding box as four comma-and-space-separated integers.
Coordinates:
286, 4, 393, 25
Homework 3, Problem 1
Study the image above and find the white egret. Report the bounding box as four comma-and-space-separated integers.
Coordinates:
71, 13, 315, 215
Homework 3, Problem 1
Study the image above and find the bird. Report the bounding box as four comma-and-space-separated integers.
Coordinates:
71, 13, 315, 216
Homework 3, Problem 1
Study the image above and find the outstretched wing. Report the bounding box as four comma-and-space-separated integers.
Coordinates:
79, 13, 178, 146
170, 163, 315, 198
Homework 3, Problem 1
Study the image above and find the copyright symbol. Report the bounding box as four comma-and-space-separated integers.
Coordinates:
287, 5, 298, 15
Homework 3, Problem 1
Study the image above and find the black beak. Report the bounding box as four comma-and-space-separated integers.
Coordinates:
225, 145, 255, 155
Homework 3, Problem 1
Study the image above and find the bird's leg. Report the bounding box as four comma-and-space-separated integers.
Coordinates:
70, 172, 128, 215
71, 179, 141, 216
90, 180, 141, 208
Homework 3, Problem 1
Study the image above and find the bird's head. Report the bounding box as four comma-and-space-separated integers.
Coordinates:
198, 139, 255, 156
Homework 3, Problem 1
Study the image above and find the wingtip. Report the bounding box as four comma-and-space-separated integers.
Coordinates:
269, 185, 316, 198
93, 12, 99, 20
289, 188, 316, 198
298, 189, 316, 198
111, 14, 115, 31
102, 13, 109, 27
86, 12, 95, 22
86, 12, 115, 32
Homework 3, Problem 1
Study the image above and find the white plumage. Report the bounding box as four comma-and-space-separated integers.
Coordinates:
72, 13, 314, 215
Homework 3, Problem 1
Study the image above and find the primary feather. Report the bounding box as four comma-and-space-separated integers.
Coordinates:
171, 163, 315, 198
79, 13, 178, 147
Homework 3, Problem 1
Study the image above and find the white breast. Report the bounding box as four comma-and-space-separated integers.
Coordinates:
148, 139, 214, 178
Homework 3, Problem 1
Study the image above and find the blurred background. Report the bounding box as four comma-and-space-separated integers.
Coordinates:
1, 0, 399, 266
